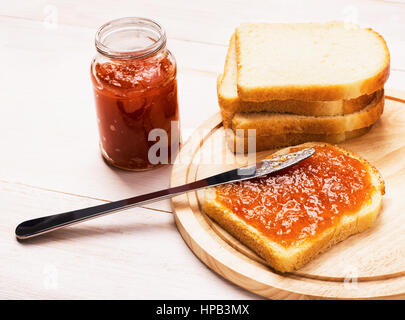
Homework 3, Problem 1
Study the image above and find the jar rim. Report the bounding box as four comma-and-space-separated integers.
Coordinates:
95, 17, 167, 60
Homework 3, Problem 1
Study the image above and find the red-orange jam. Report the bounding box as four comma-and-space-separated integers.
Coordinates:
91, 51, 179, 170
215, 146, 376, 247
91, 17, 179, 171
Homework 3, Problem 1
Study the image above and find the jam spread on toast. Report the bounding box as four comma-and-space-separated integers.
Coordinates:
215, 145, 376, 247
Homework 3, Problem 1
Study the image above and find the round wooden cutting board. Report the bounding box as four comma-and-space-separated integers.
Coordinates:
170, 89, 405, 299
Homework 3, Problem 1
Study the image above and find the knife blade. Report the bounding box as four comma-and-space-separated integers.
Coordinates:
15, 147, 315, 240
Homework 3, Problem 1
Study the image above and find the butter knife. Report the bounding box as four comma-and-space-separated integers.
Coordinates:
15, 148, 315, 240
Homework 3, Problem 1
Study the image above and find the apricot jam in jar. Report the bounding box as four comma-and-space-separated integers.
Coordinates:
91, 18, 180, 171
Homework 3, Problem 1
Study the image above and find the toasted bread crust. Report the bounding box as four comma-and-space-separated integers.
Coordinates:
202, 143, 385, 272
234, 22, 390, 102
229, 89, 384, 135
226, 125, 373, 153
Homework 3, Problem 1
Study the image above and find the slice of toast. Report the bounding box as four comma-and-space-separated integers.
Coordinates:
226, 125, 372, 153
202, 142, 385, 272
229, 89, 384, 136
235, 22, 390, 102
218, 34, 377, 115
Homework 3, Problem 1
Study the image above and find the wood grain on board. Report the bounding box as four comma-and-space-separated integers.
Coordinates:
171, 93, 405, 299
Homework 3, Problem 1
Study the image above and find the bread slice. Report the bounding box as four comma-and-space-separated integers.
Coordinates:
202, 142, 385, 272
226, 125, 373, 153
229, 89, 384, 136
218, 34, 376, 116
235, 21, 390, 102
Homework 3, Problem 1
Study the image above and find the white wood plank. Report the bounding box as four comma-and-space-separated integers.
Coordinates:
0, 181, 260, 299
1, 0, 405, 70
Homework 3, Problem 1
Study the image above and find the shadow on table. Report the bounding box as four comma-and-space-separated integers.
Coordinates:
15, 214, 174, 245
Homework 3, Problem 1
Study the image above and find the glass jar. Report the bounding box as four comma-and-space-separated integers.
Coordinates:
91, 17, 180, 171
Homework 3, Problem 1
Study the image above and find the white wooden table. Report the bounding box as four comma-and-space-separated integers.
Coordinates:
1, 0, 404, 299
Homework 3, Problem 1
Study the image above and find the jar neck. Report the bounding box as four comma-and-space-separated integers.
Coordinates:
95, 17, 167, 60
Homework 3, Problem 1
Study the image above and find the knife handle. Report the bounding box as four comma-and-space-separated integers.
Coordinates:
15, 180, 207, 240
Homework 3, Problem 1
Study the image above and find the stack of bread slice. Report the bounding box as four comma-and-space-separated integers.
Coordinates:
218, 21, 390, 152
